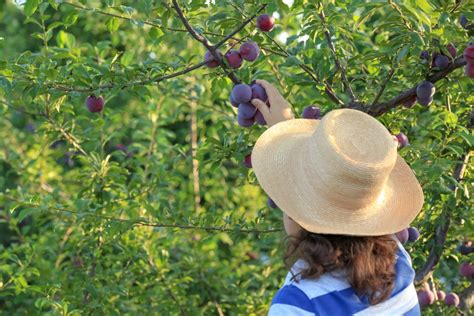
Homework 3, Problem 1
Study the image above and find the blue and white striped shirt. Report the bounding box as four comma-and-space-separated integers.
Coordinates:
269, 237, 420, 315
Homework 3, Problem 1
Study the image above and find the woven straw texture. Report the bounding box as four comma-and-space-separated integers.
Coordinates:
252, 108, 424, 236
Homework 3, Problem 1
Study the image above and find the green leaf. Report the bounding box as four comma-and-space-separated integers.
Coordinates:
106, 18, 121, 33
24, 0, 39, 16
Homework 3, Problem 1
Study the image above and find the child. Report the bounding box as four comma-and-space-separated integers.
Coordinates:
251, 80, 424, 315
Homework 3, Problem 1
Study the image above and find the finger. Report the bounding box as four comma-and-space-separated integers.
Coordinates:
251, 99, 270, 117
255, 79, 281, 97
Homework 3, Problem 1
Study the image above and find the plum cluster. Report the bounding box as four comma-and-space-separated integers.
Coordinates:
205, 40, 260, 70
463, 44, 474, 78
85, 95, 104, 113
230, 82, 268, 127
417, 289, 460, 308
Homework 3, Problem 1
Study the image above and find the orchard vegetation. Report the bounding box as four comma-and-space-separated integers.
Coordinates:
0, 0, 473, 315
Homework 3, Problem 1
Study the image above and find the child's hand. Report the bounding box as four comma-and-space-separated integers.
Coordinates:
251, 80, 294, 127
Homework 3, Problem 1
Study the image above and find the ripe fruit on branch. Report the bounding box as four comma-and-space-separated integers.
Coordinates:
251, 83, 268, 102
239, 41, 260, 62
395, 133, 410, 149
301, 106, 321, 119
229, 94, 239, 108
436, 291, 446, 301
464, 44, 474, 63
447, 43, 457, 58
434, 54, 449, 70
267, 197, 278, 209
460, 15, 468, 28
417, 290, 435, 307
459, 262, 474, 278
419, 51, 429, 60
238, 102, 257, 120
395, 229, 409, 244
444, 293, 460, 307
204, 49, 222, 68
407, 227, 419, 242
257, 14, 275, 32
416, 81, 435, 106
465, 62, 474, 78
237, 112, 254, 128
86, 95, 104, 113
243, 154, 252, 168
231, 84, 252, 103
224, 49, 243, 69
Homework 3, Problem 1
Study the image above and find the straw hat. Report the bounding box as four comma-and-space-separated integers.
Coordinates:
252, 108, 424, 236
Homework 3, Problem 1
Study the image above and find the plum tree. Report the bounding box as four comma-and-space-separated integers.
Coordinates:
301, 106, 321, 119
395, 133, 410, 149
434, 55, 449, 70
239, 41, 260, 62
257, 14, 275, 32
1, 1, 472, 314
238, 102, 257, 120
85, 95, 104, 113
231, 84, 252, 103
444, 293, 460, 307
224, 50, 243, 69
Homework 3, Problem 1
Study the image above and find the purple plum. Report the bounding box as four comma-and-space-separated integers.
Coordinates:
444, 293, 460, 307
238, 102, 257, 120
225, 49, 243, 69
302, 106, 321, 119
231, 84, 252, 103
239, 41, 260, 62
86, 95, 104, 113
251, 83, 268, 102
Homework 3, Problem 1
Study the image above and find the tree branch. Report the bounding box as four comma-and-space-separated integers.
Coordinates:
228, 3, 344, 106
414, 113, 472, 284
318, 8, 357, 102
171, 0, 243, 84
41, 60, 208, 93
361, 57, 467, 116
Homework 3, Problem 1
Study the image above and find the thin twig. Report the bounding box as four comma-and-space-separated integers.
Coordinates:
43, 60, 208, 93
317, 7, 356, 102
371, 67, 396, 106
61, 1, 237, 41
7, 198, 283, 234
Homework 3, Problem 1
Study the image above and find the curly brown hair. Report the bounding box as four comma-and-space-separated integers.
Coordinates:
284, 230, 398, 305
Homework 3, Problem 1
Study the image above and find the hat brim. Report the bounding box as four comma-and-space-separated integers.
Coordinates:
252, 119, 424, 236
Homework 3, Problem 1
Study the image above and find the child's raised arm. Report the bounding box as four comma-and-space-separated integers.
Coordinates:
251, 80, 294, 127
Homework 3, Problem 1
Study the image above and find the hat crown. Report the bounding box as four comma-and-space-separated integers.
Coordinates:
307, 109, 398, 210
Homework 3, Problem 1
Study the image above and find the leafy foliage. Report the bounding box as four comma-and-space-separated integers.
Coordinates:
0, 0, 472, 314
